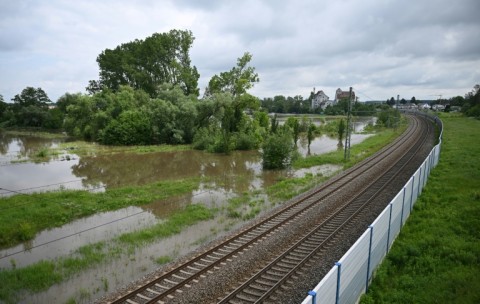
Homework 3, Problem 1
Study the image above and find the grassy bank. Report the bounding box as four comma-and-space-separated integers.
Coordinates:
294, 118, 408, 170
361, 113, 480, 303
0, 178, 200, 248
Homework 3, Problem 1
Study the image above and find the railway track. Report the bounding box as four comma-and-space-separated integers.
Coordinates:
219, 114, 432, 303
109, 114, 432, 304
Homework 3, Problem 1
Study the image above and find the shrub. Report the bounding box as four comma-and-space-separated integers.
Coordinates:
192, 127, 214, 150
262, 130, 295, 169
234, 132, 257, 150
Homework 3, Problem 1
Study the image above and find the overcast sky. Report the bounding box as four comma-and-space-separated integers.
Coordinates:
1, 0, 479, 103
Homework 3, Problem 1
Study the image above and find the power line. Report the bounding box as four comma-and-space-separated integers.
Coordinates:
353, 88, 380, 102
0, 179, 87, 198
0, 182, 106, 210
0, 189, 212, 260
0, 209, 147, 260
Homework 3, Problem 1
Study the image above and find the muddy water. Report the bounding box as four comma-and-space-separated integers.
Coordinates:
0, 117, 374, 303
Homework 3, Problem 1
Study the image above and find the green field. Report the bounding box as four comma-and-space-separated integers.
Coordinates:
361, 113, 480, 304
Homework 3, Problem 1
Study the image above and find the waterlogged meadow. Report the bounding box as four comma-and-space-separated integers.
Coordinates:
0, 178, 200, 249
0, 116, 403, 303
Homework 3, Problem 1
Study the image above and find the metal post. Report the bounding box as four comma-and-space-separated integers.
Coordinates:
308, 290, 317, 304
410, 176, 415, 212
366, 225, 373, 292
400, 187, 406, 227
335, 262, 342, 304
418, 168, 423, 197
386, 203, 393, 253
344, 87, 353, 160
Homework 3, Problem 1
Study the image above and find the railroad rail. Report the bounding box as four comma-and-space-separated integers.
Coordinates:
109, 114, 432, 304
218, 114, 432, 303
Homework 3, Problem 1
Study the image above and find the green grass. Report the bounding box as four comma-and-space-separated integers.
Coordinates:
0, 178, 201, 249
361, 113, 480, 304
0, 203, 214, 303
267, 173, 328, 202
293, 122, 408, 170
225, 192, 266, 220
155, 255, 173, 265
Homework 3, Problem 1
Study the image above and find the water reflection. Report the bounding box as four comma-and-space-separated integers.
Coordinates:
71, 150, 262, 193
0, 132, 63, 163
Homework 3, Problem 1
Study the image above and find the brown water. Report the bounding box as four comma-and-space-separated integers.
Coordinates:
0, 117, 374, 303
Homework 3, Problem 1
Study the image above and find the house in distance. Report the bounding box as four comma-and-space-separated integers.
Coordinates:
335, 88, 355, 102
311, 87, 355, 110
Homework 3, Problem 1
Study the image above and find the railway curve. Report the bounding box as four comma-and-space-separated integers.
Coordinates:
101, 113, 436, 304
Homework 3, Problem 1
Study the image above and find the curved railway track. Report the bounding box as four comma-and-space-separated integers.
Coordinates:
109, 113, 433, 304
219, 114, 433, 303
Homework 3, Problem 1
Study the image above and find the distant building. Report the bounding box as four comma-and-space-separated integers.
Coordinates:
311, 90, 329, 109
335, 88, 355, 102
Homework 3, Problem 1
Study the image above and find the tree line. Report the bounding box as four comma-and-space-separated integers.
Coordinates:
260, 94, 377, 116
3, 29, 476, 168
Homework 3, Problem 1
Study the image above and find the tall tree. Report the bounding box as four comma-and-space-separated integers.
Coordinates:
12, 87, 51, 108
10, 87, 52, 127
90, 29, 200, 97
206, 52, 259, 97
387, 97, 396, 106
285, 117, 300, 146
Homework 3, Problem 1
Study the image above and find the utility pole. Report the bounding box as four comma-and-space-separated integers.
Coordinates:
395, 94, 399, 131
344, 87, 353, 160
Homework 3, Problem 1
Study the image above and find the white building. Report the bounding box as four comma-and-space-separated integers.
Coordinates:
311, 90, 330, 109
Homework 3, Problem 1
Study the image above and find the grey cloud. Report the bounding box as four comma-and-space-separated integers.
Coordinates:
1, 0, 478, 102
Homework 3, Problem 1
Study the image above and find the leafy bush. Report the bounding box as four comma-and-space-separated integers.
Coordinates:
234, 132, 257, 150
262, 130, 295, 169
99, 110, 152, 145
192, 127, 215, 150
209, 132, 235, 154
377, 108, 400, 128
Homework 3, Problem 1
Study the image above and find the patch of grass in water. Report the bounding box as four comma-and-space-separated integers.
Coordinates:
0, 178, 201, 249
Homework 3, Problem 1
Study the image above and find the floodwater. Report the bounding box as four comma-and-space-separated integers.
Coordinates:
0, 117, 375, 303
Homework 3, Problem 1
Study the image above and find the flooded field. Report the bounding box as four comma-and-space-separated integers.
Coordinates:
0, 117, 374, 303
